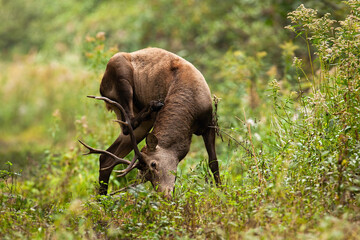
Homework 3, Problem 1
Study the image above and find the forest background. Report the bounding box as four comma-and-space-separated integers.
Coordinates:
0, 0, 359, 239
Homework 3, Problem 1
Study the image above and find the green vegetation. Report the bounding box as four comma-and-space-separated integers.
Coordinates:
1, 0, 359, 239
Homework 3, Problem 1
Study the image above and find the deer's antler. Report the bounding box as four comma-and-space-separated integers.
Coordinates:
78, 95, 144, 176
78, 139, 130, 171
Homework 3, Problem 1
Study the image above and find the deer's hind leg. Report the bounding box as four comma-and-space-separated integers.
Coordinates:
102, 73, 163, 135
202, 126, 221, 186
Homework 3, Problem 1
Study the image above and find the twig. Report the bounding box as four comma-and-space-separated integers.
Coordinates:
208, 126, 252, 156
212, 95, 224, 141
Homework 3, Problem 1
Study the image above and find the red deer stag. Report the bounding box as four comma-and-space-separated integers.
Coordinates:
79, 48, 220, 198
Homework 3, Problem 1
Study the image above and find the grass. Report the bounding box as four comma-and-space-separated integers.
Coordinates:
1, 145, 359, 239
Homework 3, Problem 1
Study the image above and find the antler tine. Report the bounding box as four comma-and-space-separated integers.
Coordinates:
113, 155, 140, 177
115, 164, 139, 177
113, 119, 128, 126
87, 95, 143, 173
78, 139, 131, 167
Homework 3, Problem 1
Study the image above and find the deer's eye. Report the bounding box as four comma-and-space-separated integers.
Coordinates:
150, 161, 157, 169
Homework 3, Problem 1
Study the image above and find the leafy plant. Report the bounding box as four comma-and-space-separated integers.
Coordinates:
284, 1, 360, 203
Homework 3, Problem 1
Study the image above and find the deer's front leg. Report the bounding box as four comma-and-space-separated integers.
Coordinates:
99, 119, 154, 195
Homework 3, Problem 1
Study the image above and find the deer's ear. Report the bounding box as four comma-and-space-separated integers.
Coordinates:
146, 133, 158, 151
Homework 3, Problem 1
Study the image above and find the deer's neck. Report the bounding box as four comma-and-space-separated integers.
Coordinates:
152, 92, 196, 160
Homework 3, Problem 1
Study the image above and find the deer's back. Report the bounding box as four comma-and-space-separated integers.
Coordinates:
129, 48, 211, 111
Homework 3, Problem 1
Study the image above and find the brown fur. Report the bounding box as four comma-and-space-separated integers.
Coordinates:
98, 48, 220, 197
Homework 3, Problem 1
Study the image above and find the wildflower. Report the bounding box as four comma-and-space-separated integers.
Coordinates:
292, 57, 303, 68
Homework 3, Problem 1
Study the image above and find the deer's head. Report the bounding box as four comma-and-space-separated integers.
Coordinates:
137, 133, 177, 198
79, 96, 177, 198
